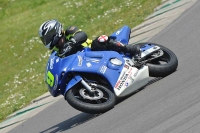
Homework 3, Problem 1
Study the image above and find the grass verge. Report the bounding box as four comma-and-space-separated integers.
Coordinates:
0, 0, 162, 122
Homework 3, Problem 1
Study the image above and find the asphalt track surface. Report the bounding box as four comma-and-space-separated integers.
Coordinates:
7, 1, 200, 133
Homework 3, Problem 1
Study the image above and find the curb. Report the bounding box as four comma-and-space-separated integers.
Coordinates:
0, 92, 62, 132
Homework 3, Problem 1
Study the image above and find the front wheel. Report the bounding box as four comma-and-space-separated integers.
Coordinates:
65, 84, 116, 114
137, 43, 178, 77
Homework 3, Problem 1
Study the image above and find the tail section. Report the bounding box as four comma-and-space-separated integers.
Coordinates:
110, 25, 131, 45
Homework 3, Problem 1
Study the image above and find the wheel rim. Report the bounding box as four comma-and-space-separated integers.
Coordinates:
148, 50, 171, 65
73, 86, 110, 104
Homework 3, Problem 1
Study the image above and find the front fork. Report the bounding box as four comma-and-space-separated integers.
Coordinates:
80, 79, 96, 94
65, 74, 95, 95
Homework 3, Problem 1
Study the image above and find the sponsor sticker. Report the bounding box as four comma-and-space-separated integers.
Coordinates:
56, 58, 59, 63
50, 57, 55, 69
86, 62, 92, 67
124, 64, 129, 69
53, 74, 58, 90
78, 55, 82, 66
114, 80, 121, 88
115, 66, 137, 90
116, 73, 129, 90
125, 82, 129, 87
133, 70, 139, 77
100, 65, 107, 74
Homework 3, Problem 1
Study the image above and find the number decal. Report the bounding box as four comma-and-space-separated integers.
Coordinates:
46, 71, 54, 87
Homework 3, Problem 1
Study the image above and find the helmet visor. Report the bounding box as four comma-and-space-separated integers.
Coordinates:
40, 30, 56, 49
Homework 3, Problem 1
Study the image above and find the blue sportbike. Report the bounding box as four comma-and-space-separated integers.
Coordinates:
45, 26, 178, 113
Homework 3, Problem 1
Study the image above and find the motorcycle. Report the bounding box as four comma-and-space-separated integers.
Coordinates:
45, 25, 178, 113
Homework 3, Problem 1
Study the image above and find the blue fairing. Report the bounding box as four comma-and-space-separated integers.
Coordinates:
110, 25, 131, 45
45, 25, 131, 97
45, 52, 75, 97
45, 51, 126, 96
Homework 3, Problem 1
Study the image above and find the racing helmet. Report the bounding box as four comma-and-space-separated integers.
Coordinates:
38, 19, 63, 49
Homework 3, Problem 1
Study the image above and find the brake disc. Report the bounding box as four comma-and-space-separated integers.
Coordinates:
79, 88, 104, 100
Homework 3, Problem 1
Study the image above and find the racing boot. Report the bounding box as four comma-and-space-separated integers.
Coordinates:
125, 44, 141, 57
91, 35, 141, 57
108, 38, 141, 57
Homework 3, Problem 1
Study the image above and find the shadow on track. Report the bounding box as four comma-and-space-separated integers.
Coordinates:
40, 113, 101, 133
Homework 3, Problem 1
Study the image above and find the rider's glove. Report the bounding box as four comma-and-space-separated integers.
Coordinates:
59, 41, 74, 57
69, 38, 77, 44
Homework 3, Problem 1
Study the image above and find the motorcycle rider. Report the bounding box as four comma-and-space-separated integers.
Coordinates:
38, 19, 141, 57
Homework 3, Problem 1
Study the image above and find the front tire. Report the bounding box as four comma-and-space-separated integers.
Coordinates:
65, 84, 116, 114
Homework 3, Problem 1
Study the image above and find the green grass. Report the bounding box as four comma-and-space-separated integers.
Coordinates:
0, 0, 162, 122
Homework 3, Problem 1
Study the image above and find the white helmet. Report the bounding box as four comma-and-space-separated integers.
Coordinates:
38, 19, 63, 49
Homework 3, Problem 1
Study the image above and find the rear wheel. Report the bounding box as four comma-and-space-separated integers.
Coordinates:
137, 43, 178, 77
65, 83, 116, 114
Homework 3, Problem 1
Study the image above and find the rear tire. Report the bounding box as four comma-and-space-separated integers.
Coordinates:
65, 84, 116, 114
137, 43, 178, 77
